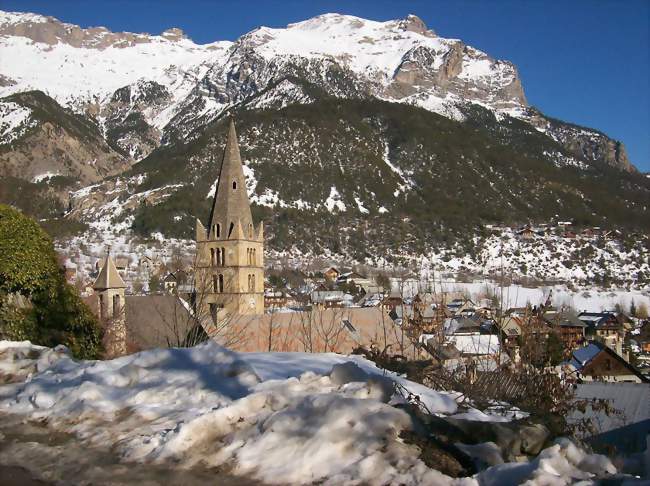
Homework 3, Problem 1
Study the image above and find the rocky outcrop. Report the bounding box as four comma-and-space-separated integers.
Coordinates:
0, 91, 129, 183
524, 108, 636, 173
0, 11, 172, 49
100, 81, 170, 159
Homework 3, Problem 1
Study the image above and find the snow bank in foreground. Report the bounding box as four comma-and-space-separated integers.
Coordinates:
0, 341, 618, 485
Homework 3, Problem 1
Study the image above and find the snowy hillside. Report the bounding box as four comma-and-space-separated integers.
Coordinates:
0, 340, 620, 485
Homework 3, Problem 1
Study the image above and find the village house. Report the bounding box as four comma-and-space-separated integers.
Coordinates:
357, 292, 384, 308
568, 341, 648, 384
162, 270, 191, 295
543, 310, 587, 351
381, 290, 404, 311
389, 305, 414, 327
310, 289, 351, 309
578, 311, 626, 356
322, 267, 340, 282
446, 297, 475, 316
516, 225, 537, 240
264, 288, 289, 308
506, 307, 531, 318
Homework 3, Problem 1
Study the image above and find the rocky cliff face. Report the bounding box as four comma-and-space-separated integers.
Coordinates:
0, 11, 188, 49
522, 109, 636, 173
0, 91, 129, 184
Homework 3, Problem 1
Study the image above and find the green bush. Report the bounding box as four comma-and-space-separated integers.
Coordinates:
0, 204, 102, 358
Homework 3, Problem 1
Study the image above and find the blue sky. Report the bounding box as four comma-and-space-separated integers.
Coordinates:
5, 0, 649, 171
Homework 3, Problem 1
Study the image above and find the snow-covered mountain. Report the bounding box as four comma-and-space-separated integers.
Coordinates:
0, 11, 521, 119
0, 9, 633, 171
1, 9, 648, 278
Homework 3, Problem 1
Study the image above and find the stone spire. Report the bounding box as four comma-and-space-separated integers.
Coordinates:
93, 251, 126, 290
207, 118, 254, 240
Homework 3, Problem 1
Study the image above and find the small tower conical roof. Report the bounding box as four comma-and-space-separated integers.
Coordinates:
207, 118, 254, 239
93, 253, 127, 290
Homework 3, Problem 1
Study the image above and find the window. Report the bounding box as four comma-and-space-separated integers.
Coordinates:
232, 181, 237, 190
99, 294, 105, 320
216, 223, 221, 238
211, 248, 216, 266
228, 222, 234, 238
212, 274, 225, 293
112, 294, 120, 317
248, 274, 256, 292
249, 223, 253, 238
221, 247, 225, 265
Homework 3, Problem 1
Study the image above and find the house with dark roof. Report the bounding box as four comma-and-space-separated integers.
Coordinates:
578, 312, 626, 356
543, 310, 587, 351
568, 341, 648, 384
124, 295, 204, 351
446, 298, 474, 316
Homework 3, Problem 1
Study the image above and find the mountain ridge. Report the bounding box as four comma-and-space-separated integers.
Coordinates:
0, 10, 646, 264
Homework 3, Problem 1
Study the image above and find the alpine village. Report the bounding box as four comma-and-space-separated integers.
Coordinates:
0, 5, 649, 485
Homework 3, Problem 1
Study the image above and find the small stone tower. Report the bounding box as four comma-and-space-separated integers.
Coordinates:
93, 251, 127, 356
195, 119, 264, 318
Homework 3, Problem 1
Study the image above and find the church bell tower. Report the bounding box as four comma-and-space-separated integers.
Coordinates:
195, 118, 264, 318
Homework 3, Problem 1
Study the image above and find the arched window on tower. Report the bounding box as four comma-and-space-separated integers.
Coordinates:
232, 181, 237, 190
251, 274, 256, 292
211, 248, 216, 266
228, 222, 234, 238
219, 274, 225, 293
249, 223, 253, 238
216, 223, 221, 238
213, 275, 219, 293
221, 247, 226, 265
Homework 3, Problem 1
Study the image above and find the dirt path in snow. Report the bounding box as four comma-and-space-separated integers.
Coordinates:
0, 412, 263, 486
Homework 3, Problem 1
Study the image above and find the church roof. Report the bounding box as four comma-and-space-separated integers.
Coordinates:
93, 254, 127, 290
207, 118, 254, 238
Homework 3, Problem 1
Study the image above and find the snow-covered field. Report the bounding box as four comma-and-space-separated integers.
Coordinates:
404, 279, 650, 313
0, 340, 621, 485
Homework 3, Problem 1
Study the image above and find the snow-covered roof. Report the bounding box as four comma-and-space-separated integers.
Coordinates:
447, 334, 500, 356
